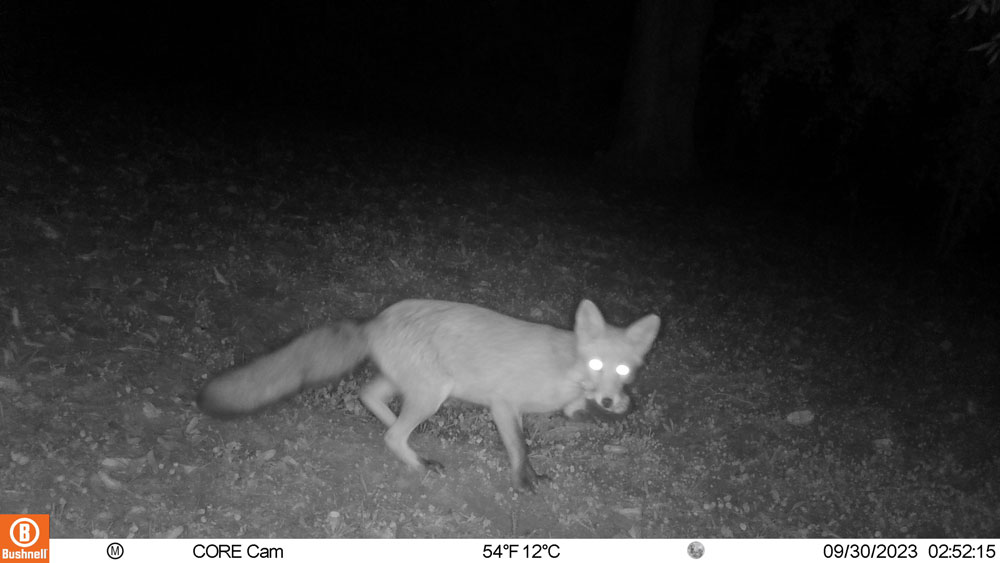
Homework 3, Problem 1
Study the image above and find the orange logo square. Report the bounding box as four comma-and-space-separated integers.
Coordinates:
1, 515, 49, 563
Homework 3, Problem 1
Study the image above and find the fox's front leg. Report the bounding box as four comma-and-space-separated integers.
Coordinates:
490, 402, 549, 492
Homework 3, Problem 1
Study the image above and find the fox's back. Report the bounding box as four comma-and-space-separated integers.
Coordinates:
365, 300, 581, 411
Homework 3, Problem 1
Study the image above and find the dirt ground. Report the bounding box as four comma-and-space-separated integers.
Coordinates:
1, 98, 998, 538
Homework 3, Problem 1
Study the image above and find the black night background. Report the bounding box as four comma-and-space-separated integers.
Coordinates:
0, 0, 998, 537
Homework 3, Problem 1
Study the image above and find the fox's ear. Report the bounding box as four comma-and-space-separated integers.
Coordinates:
626, 314, 661, 355
575, 299, 606, 339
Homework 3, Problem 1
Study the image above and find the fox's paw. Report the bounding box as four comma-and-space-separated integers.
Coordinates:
420, 458, 445, 475
514, 468, 550, 493
565, 408, 595, 423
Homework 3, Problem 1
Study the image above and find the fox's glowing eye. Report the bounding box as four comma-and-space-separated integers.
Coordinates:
588, 358, 603, 371
616, 364, 630, 377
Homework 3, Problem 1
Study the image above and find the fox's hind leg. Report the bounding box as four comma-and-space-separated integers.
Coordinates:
360, 375, 398, 427
362, 375, 450, 474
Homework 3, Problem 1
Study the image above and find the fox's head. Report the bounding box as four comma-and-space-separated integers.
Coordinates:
573, 299, 660, 415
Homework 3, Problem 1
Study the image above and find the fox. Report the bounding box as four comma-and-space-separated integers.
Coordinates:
198, 298, 660, 491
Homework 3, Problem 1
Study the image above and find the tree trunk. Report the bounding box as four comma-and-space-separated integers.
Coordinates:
610, 0, 715, 181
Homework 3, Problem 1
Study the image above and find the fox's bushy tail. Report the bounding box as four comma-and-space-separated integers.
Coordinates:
197, 321, 369, 416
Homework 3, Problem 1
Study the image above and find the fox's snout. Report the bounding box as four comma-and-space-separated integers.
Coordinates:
588, 389, 630, 414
